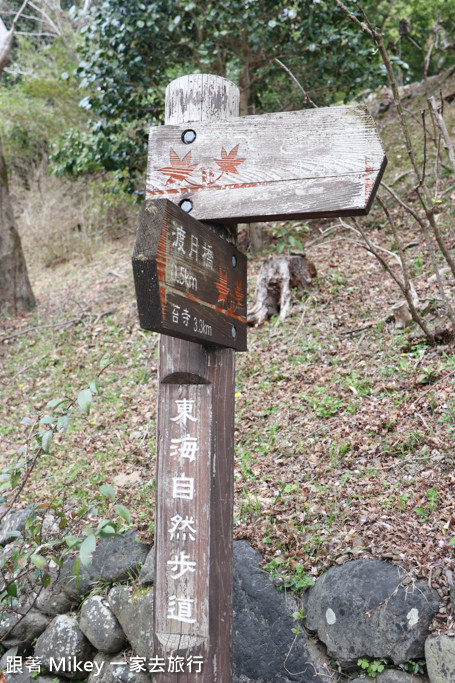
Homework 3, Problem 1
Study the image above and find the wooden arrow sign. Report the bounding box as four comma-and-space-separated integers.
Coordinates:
146, 105, 387, 223
132, 199, 247, 350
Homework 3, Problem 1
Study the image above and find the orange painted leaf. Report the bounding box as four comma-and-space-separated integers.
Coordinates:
214, 144, 245, 175
234, 280, 244, 307
158, 148, 198, 185
215, 267, 230, 304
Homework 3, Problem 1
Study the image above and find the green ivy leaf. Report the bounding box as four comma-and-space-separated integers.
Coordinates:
6, 582, 18, 597
65, 535, 79, 548
42, 430, 53, 454
31, 554, 46, 569
100, 484, 115, 501
90, 378, 99, 395
114, 504, 131, 524
77, 388, 92, 414
57, 415, 69, 433
79, 534, 96, 567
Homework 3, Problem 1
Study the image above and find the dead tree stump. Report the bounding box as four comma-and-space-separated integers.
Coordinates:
247, 253, 316, 326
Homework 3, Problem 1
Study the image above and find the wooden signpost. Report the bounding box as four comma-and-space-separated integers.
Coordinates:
146, 105, 387, 223
133, 198, 247, 350
133, 73, 386, 682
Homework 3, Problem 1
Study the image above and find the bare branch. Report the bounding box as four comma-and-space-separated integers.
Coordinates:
27, 0, 61, 36
377, 197, 435, 344
274, 58, 318, 108
428, 95, 455, 177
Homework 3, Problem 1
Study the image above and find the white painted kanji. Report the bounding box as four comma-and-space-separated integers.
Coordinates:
167, 595, 196, 624
201, 242, 214, 269
172, 475, 194, 500
170, 435, 199, 462
188, 235, 199, 261
171, 225, 186, 253
168, 514, 197, 541
170, 399, 198, 426
167, 551, 197, 579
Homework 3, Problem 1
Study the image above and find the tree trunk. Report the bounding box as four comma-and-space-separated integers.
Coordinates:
248, 254, 316, 326
0, 137, 35, 314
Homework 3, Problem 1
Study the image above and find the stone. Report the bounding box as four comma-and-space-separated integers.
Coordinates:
86, 653, 151, 682
139, 548, 155, 586
35, 558, 93, 616
34, 614, 95, 680
0, 608, 50, 649
232, 540, 332, 682
425, 633, 455, 682
0, 509, 33, 546
79, 596, 126, 653
108, 585, 154, 659
303, 559, 439, 667
376, 670, 428, 682
35, 570, 74, 616
3, 673, 67, 683
86, 531, 150, 583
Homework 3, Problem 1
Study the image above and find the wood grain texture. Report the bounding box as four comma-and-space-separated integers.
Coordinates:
132, 199, 247, 350
146, 105, 387, 222
153, 74, 238, 683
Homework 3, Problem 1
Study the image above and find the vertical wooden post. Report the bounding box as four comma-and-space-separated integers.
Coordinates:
153, 75, 239, 682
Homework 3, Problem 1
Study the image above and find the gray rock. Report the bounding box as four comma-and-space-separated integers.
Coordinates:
86, 653, 151, 682
303, 559, 439, 667
139, 548, 155, 586
79, 596, 126, 653
0, 509, 33, 546
425, 634, 455, 682
1, 670, 32, 682
232, 540, 333, 682
376, 670, 428, 682
4, 674, 68, 682
36, 570, 74, 616
108, 585, 154, 659
34, 614, 95, 680
35, 556, 93, 617
87, 531, 150, 583
0, 608, 50, 649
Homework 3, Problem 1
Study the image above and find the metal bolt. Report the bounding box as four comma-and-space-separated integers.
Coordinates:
232, 255, 237, 268
231, 326, 237, 339
182, 129, 197, 144
179, 199, 193, 213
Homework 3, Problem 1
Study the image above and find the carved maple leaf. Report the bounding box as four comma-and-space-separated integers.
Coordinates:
214, 144, 245, 175
158, 149, 198, 185
215, 267, 230, 305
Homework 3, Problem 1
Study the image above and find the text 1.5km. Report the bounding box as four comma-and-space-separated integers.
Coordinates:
170, 263, 198, 291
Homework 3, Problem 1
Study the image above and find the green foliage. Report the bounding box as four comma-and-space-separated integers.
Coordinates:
362, 0, 455, 81
357, 657, 386, 678
267, 221, 309, 254
0, 34, 83, 175
0, 372, 132, 630
265, 557, 314, 593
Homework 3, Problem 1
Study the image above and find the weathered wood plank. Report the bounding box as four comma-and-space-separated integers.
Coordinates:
146, 105, 387, 222
132, 198, 247, 350
153, 73, 238, 683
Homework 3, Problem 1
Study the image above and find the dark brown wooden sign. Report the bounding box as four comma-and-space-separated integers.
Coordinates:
132, 198, 247, 351
146, 105, 387, 223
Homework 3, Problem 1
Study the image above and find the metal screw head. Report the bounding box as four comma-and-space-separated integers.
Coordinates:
231, 326, 237, 339
182, 129, 197, 144
179, 199, 193, 213
232, 255, 237, 268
